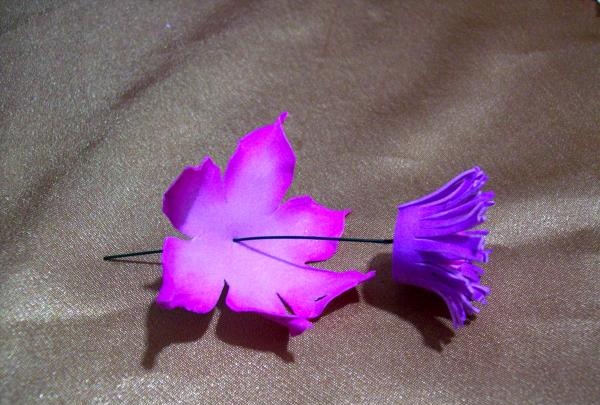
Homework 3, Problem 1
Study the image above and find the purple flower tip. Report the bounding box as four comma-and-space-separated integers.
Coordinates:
392, 167, 494, 328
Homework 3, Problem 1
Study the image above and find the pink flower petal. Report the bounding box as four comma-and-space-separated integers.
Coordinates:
224, 112, 294, 217
225, 242, 373, 335
157, 234, 373, 336
158, 113, 373, 335
254, 195, 349, 263
157, 236, 226, 313
163, 157, 225, 237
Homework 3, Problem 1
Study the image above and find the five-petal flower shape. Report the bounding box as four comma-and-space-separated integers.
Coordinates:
157, 112, 374, 335
392, 167, 494, 327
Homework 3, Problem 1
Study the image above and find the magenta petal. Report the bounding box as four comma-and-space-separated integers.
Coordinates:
158, 236, 373, 336
392, 167, 494, 328
157, 237, 225, 313
159, 114, 373, 335
163, 157, 225, 237
253, 195, 349, 263
225, 245, 374, 334
224, 112, 295, 216
264, 315, 315, 337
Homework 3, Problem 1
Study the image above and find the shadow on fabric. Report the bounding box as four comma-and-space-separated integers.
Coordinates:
214, 302, 294, 363
362, 253, 455, 352
142, 302, 213, 369
214, 285, 359, 363
141, 277, 361, 366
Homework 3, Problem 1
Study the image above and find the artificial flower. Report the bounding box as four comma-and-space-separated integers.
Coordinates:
392, 167, 494, 327
158, 112, 374, 335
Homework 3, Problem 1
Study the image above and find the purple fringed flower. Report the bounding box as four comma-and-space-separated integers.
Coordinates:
392, 167, 495, 327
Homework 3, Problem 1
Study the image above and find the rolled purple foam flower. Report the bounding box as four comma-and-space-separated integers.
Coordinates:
392, 167, 495, 327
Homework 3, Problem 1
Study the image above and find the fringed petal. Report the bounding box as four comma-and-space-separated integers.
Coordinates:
392, 167, 494, 327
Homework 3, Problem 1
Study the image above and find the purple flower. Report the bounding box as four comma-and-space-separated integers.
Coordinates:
392, 167, 494, 327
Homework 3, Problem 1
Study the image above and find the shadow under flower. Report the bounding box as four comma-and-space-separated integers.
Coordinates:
142, 301, 213, 369
142, 277, 360, 365
215, 293, 294, 363
141, 281, 294, 365
214, 286, 359, 364
362, 253, 455, 352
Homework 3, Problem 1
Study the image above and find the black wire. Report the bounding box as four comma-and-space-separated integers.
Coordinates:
103, 236, 393, 261
103, 249, 163, 261
232, 235, 394, 244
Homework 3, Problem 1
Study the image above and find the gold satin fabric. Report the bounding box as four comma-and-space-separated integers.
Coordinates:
1, 1, 599, 403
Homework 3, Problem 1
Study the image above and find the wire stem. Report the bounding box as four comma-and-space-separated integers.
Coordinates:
232, 235, 393, 244
103, 249, 163, 261
103, 235, 393, 261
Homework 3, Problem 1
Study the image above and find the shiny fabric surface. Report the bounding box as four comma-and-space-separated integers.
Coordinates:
1, 1, 599, 404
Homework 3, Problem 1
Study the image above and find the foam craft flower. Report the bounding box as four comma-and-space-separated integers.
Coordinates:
157, 112, 374, 335
392, 167, 494, 327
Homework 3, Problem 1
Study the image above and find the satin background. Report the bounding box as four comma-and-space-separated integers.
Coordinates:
1, 1, 599, 404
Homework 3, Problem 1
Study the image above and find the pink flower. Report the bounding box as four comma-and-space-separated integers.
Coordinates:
392, 167, 494, 327
158, 113, 374, 335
